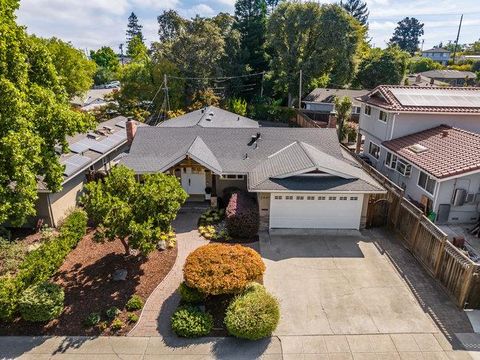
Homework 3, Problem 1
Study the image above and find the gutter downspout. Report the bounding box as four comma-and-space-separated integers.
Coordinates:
46, 193, 56, 228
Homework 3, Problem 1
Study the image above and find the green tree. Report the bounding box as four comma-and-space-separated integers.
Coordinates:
0, 0, 94, 226
409, 57, 442, 73
389, 17, 424, 55
157, 10, 186, 43
234, 0, 268, 73
126, 12, 144, 42
334, 96, 352, 141
189, 88, 221, 111
354, 46, 410, 89
90, 46, 120, 85
267, 2, 364, 105
82, 166, 187, 255
127, 35, 148, 61
39, 37, 96, 97
340, 0, 369, 26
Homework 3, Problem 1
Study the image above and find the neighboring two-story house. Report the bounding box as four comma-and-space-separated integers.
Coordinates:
357, 86, 480, 224
422, 48, 450, 65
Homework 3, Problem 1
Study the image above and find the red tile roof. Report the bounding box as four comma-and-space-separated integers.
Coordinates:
356, 85, 480, 113
382, 125, 480, 179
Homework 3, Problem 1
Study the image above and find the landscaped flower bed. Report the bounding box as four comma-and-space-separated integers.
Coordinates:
171, 243, 279, 339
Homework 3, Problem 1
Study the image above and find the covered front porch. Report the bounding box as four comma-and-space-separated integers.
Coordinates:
166, 157, 247, 203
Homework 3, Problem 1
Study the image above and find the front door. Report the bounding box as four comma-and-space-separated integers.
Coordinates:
181, 167, 206, 195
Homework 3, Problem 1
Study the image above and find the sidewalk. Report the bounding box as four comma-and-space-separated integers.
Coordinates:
0, 333, 477, 359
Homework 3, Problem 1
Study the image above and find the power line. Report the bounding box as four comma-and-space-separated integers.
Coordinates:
167, 72, 265, 81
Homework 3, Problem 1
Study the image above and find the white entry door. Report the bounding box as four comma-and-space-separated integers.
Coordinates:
181, 168, 206, 195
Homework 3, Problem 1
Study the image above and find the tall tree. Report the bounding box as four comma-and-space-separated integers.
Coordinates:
354, 46, 410, 89
39, 37, 96, 97
90, 46, 120, 85
0, 0, 94, 225
234, 0, 268, 73
389, 17, 424, 55
334, 96, 352, 141
267, 2, 365, 105
126, 12, 144, 42
340, 0, 369, 26
157, 9, 186, 43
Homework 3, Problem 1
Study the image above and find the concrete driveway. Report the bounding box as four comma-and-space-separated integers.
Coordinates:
260, 229, 438, 336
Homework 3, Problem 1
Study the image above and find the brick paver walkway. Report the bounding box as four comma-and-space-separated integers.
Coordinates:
128, 209, 207, 337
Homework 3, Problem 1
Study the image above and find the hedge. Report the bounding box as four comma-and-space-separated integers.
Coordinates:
225, 192, 259, 239
0, 209, 87, 321
183, 243, 265, 295
18, 282, 65, 322
224, 283, 280, 340
171, 305, 213, 337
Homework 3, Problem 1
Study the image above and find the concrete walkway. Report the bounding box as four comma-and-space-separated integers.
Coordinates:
128, 209, 207, 337
1, 334, 477, 359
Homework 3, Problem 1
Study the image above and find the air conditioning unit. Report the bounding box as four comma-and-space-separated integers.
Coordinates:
466, 193, 475, 204
452, 188, 467, 207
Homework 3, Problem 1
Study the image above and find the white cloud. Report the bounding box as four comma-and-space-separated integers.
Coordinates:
131, 0, 180, 10
184, 4, 216, 18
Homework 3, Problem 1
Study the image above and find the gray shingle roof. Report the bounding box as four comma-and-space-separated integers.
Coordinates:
158, 106, 259, 128
419, 69, 476, 79
121, 126, 384, 193
303, 88, 370, 107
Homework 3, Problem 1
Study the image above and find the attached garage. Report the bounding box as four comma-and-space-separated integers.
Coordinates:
269, 193, 365, 230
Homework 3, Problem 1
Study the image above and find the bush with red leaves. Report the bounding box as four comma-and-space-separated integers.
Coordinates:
225, 192, 259, 239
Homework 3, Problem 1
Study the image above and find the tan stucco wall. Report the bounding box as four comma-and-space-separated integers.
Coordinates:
48, 172, 85, 227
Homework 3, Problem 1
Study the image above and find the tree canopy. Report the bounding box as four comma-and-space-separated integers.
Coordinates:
126, 12, 144, 42
409, 57, 443, 73
82, 166, 187, 255
90, 46, 120, 85
389, 17, 424, 55
0, 0, 94, 225
267, 2, 365, 105
354, 46, 410, 89
39, 37, 96, 97
340, 0, 369, 26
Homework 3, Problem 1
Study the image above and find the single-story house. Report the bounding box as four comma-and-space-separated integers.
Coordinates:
419, 70, 477, 87
35, 116, 142, 227
405, 74, 449, 87
380, 125, 480, 224
71, 88, 117, 112
302, 88, 370, 117
121, 108, 385, 230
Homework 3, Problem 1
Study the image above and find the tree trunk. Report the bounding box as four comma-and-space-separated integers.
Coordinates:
120, 237, 130, 255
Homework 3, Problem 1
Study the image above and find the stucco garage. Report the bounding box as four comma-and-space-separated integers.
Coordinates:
269, 193, 364, 229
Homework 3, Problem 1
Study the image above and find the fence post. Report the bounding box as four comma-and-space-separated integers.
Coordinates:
458, 264, 476, 308
434, 236, 447, 277
409, 214, 422, 250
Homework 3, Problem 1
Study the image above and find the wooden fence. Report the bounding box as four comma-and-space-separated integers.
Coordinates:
293, 110, 328, 128
351, 149, 480, 309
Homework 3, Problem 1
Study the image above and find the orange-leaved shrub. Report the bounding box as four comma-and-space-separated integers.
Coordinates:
183, 244, 265, 295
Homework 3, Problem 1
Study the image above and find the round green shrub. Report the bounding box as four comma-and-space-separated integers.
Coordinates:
224, 284, 280, 340
111, 318, 124, 331
126, 295, 144, 311
178, 282, 205, 304
105, 306, 120, 320
84, 312, 101, 327
18, 282, 64, 322
127, 312, 139, 323
171, 305, 213, 338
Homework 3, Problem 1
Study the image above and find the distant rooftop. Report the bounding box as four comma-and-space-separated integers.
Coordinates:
357, 86, 480, 113
303, 88, 369, 107
158, 106, 259, 128
419, 69, 476, 79
382, 125, 480, 179
422, 48, 450, 53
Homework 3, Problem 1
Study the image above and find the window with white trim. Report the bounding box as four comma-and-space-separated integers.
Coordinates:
285, 196, 293, 200
220, 174, 244, 180
364, 105, 372, 116
368, 142, 380, 159
385, 151, 397, 169
274, 195, 282, 200
318, 196, 326, 200
350, 196, 358, 201
378, 111, 388, 122
296, 196, 304, 200
339, 196, 347, 200
352, 106, 361, 114
307, 196, 315, 200
395, 159, 412, 177
328, 196, 337, 200
418, 171, 436, 195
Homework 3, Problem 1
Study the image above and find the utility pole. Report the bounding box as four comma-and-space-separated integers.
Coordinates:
421, 39, 424, 52
453, 14, 463, 64
119, 43, 124, 66
298, 69, 302, 109
164, 74, 170, 113
260, 71, 265, 98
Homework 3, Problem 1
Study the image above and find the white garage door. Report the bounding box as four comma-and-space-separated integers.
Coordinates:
269, 193, 364, 229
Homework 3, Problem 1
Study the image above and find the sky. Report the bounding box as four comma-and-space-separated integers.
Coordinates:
16, 0, 480, 54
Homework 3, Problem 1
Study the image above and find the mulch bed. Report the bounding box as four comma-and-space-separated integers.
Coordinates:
0, 229, 177, 336
205, 294, 233, 337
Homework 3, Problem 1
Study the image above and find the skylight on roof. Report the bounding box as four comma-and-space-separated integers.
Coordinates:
409, 144, 428, 154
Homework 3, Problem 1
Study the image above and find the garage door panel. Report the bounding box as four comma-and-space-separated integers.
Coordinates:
270, 194, 364, 229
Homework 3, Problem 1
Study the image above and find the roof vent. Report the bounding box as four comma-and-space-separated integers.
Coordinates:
237, 117, 240, 121
244, 153, 249, 160
87, 132, 100, 140
256, 132, 261, 140
441, 129, 449, 137
409, 144, 428, 154
209, 112, 214, 116
205, 117, 212, 121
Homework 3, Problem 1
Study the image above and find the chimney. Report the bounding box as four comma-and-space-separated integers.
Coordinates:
441, 129, 448, 137
416, 74, 421, 83
327, 112, 337, 129
126, 118, 137, 144
430, 77, 434, 85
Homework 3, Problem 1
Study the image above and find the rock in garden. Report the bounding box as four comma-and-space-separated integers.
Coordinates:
157, 240, 167, 251
112, 269, 128, 281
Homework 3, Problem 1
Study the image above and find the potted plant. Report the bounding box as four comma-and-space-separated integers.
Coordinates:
205, 186, 212, 201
